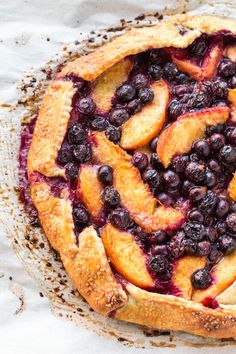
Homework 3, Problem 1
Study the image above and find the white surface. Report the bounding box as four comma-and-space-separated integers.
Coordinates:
0, 1, 236, 353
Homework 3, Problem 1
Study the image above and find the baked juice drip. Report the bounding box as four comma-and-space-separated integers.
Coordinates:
19, 31, 236, 300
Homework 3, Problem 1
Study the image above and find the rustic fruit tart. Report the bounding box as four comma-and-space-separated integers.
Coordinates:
19, 15, 236, 337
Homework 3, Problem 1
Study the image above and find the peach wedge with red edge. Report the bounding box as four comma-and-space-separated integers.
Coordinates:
78, 164, 104, 221
157, 106, 230, 168
228, 88, 236, 122
192, 250, 236, 303
91, 58, 133, 112
101, 223, 154, 288
90, 131, 184, 232
170, 43, 222, 81
172, 256, 206, 300
120, 80, 169, 149
224, 44, 236, 62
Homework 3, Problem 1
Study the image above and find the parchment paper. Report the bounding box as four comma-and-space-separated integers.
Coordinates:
1, 1, 236, 353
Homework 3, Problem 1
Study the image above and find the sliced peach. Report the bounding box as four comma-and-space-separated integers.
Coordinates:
157, 106, 230, 168
216, 281, 236, 305
228, 88, 236, 122
228, 173, 236, 201
224, 44, 236, 62
101, 223, 154, 288
92, 58, 133, 112
120, 80, 169, 149
90, 132, 184, 232
78, 164, 104, 220
192, 250, 236, 303
171, 44, 222, 81
173, 256, 206, 300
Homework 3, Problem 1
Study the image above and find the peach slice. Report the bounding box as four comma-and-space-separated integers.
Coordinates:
216, 281, 236, 305
192, 250, 236, 303
228, 88, 236, 122
90, 131, 184, 232
101, 223, 154, 288
228, 173, 236, 201
92, 58, 133, 112
120, 80, 169, 149
157, 106, 230, 168
171, 44, 222, 81
224, 44, 236, 62
78, 164, 104, 220
173, 256, 206, 300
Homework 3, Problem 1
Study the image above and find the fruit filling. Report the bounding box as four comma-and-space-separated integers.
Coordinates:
19, 32, 236, 302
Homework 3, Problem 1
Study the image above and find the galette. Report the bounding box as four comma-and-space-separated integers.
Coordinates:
19, 14, 236, 338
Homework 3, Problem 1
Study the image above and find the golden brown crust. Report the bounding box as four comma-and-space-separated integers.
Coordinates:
31, 182, 127, 315
27, 15, 236, 338
115, 284, 236, 338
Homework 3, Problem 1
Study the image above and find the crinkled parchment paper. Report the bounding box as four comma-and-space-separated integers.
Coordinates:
1, 0, 236, 350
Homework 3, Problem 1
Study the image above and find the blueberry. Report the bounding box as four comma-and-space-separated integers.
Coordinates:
218, 58, 235, 78
198, 191, 217, 214
226, 213, 236, 233
150, 153, 164, 170
175, 72, 192, 84
171, 155, 189, 174
181, 180, 195, 197
189, 186, 207, 204
174, 84, 193, 97
90, 115, 108, 131
132, 152, 148, 171
98, 165, 113, 185
208, 159, 221, 174
193, 140, 210, 157
57, 147, 72, 165
168, 100, 185, 120
196, 241, 211, 256
183, 238, 197, 255
206, 124, 225, 136
215, 198, 230, 218
73, 205, 89, 224
131, 73, 148, 89
149, 136, 158, 152
77, 97, 96, 115
189, 36, 207, 56
190, 93, 211, 109
142, 169, 160, 189
109, 208, 130, 230
156, 192, 174, 206
169, 232, 185, 259
231, 202, 236, 212
109, 108, 129, 126
219, 145, 236, 164
72, 144, 91, 163
105, 125, 121, 142
191, 269, 212, 289
65, 162, 79, 180
163, 170, 180, 188
116, 83, 136, 102
148, 254, 169, 274
151, 245, 168, 256
132, 226, 148, 241
68, 122, 86, 144
185, 162, 206, 182
127, 99, 141, 114
184, 222, 205, 241
226, 127, 236, 145
102, 187, 120, 208
205, 227, 217, 242
149, 49, 164, 64
204, 171, 217, 188
218, 235, 235, 254
188, 209, 204, 222
208, 133, 226, 151
208, 245, 223, 265
215, 221, 227, 235
162, 62, 179, 81
229, 75, 236, 88
148, 64, 162, 80
138, 87, 154, 104
212, 79, 228, 99
149, 230, 168, 244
